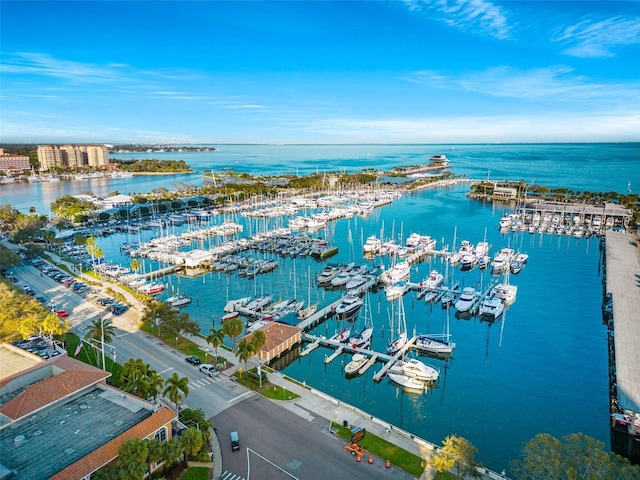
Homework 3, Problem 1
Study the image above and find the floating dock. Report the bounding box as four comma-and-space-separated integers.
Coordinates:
372, 336, 417, 382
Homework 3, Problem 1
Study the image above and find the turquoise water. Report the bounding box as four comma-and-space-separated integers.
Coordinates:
2, 143, 634, 471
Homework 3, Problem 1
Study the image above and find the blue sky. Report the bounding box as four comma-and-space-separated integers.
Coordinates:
1, 1, 639, 144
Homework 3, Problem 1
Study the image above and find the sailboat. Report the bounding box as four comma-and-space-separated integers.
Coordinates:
299, 265, 318, 319
348, 294, 374, 349
387, 297, 408, 355
417, 293, 456, 356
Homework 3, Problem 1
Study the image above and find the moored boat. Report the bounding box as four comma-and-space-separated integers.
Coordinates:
344, 353, 368, 376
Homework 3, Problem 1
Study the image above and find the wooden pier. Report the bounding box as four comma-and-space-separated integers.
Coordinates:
324, 346, 345, 364
297, 297, 343, 331
358, 354, 378, 375
372, 336, 417, 382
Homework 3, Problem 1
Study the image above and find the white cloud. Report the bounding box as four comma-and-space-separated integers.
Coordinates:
403, 65, 639, 103
554, 15, 640, 58
401, 0, 512, 40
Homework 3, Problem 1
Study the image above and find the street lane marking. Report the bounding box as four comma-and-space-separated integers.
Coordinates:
228, 391, 252, 404
158, 367, 174, 374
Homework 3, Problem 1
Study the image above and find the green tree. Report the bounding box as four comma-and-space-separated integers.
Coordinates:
222, 317, 243, 351
236, 338, 254, 374
51, 195, 96, 223
145, 438, 165, 478
180, 427, 204, 461
511, 433, 640, 480
115, 437, 148, 480
163, 372, 189, 412
179, 408, 213, 444
84, 316, 116, 345
130, 258, 141, 275
163, 437, 184, 468
250, 329, 266, 353
120, 359, 153, 398
146, 371, 165, 401
206, 327, 225, 364
431, 435, 481, 478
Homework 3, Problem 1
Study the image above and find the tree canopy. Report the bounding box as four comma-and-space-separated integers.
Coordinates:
511, 433, 640, 480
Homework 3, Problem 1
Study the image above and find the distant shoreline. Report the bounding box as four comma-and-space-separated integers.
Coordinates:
130, 170, 198, 176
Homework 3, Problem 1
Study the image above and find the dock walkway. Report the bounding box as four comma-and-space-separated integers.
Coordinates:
605, 232, 640, 415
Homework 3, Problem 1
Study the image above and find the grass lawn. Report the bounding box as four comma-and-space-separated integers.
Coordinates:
181, 466, 210, 480
261, 383, 299, 400
331, 422, 426, 478
65, 333, 122, 387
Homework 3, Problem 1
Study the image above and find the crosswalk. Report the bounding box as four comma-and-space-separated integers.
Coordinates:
188, 376, 222, 389
221, 470, 245, 480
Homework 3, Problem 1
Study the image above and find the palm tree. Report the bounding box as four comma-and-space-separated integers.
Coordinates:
146, 371, 164, 401
179, 427, 204, 461
222, 317, 243, 351
250, 329, 266, 353
145, 438, 165, 478
179, 408, 213, 444
120, 359, 152, 398
236, 338, 254, 376
130, 258, 141, 275
84, 316, 116, 345
116, 437, 148, 480
206, 327, 225, 364
163, 373, 189, 412
163, 437, 184, 468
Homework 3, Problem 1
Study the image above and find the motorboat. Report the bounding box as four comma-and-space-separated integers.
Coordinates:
245, 294, 272, 311
510, 260, 523, 274
224, 297, 250, 313
415, 335, 456, 355
491, 282, 518, 305
335, 295, 363, 319
139, 282, 165, 295
454, 287, 476, 312
345, 274, 367, 291
166, 294, 191, 308
316, 266, 338, 284
387, 372, 428, 392
475, 241, 490, 256
389, 358, 439, 382
385, 260, 411, 283
422, 270, 443, 289
429, 154, 448, 163
363, 235, 382, 254
440, 283, 460, 308
460, 254, 477, 270
477, 255, 490, 270
479, 295, 505, 319
330, 272, 351, 287
344, 353, 368, 376
385, 280, 409, 300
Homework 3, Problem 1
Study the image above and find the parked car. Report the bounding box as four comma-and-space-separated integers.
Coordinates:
56, 309, 69, 318
185, 355, 201, 366
199, 364, 218, 376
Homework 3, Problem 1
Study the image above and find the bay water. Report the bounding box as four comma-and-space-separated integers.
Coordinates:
2, 143, 637, 471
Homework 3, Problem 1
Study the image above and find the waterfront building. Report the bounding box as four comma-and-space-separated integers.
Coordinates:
0, 337, 177, 480
0, 152, 30, 174
241, 322, 302, 363
37, 144, 110, 170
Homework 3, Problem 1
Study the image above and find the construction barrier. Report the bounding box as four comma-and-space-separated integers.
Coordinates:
385, 459, 391, 468
356, 453, 362, 462
368, 455, 373, 464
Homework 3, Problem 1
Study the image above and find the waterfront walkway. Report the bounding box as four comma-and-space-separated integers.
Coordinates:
605, 232, 640, 414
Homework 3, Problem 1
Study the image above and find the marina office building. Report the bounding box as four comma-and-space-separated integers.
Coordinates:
37, 144, 110, 170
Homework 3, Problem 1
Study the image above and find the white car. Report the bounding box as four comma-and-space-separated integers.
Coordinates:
199, 364, 218, 377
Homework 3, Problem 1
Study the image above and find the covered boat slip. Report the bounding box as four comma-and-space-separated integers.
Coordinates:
605, 231, 640, 434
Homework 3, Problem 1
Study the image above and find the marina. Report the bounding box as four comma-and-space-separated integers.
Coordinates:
3, 143, 637, 471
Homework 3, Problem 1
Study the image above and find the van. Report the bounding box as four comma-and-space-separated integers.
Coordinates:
230, 431, 240, 451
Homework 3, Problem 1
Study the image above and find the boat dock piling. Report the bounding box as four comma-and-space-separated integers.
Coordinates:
372, 336, 417, 382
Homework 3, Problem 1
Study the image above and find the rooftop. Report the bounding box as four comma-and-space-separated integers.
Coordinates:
0, 385, 157, 480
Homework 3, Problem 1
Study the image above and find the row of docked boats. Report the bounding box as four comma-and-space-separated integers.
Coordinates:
499, 211, 617, 237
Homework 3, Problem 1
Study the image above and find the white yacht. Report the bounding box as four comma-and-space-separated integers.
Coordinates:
363, 235, 382, 254
388, 372, 427, 392
385, 280, 409, 300
335, 295, 363, 319
454, 287, 476, 312
389, 358, 439, 382
479, 295, 505, 319
415, 335, 456, 355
